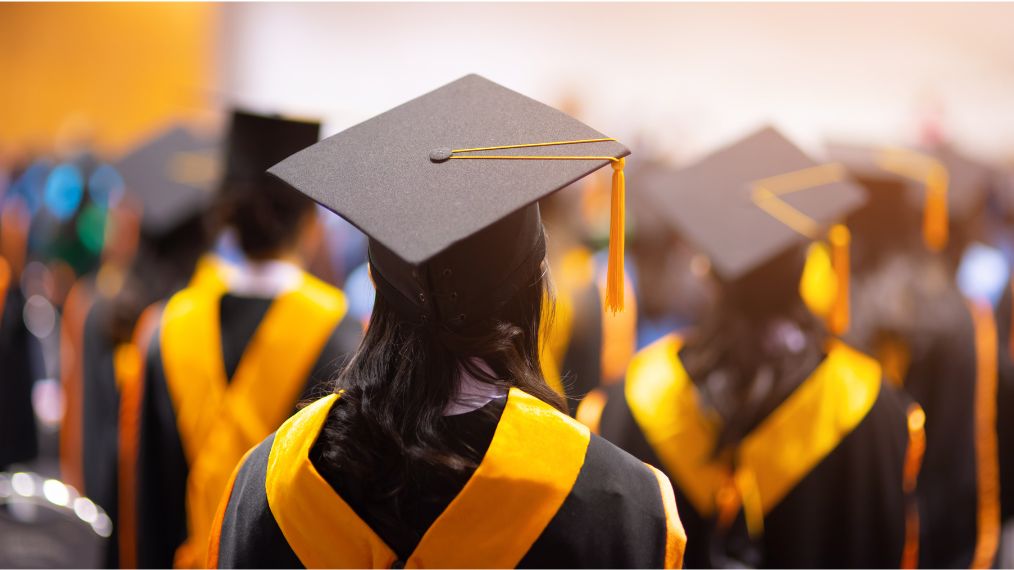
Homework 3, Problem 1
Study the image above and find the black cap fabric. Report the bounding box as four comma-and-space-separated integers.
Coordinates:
115, 124, 219, 238
269, 74, 628, 325
651, 127, 867, 282
224, 110, 320, 187
826, 143, 991, 223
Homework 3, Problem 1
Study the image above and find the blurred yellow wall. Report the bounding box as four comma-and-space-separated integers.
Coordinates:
0, 3, 217, 158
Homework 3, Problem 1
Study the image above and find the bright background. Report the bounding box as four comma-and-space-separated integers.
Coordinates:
4, 2, 1014, 166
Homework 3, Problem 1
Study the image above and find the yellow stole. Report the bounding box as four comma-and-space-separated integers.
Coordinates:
626, 334, 881, 535
160, 271, 347, 568
262, 388, 591, 569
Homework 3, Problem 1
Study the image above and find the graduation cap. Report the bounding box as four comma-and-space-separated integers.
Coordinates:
650, 127, 867, 334
268, 74, 629, 326
826, 143, 992, 252
222, 110, 321, 190
115, 125, 220, 238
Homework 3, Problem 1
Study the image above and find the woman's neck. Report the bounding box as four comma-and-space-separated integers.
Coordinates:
443, 359, 508, 416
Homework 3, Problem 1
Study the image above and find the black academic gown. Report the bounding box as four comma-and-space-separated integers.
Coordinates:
898, 292, 998, 569
212, 388, 686, 569
993, 280, 1014, 524
542, 247, 604, 415
78, 296, 125, 568
559, 277, 604, 415
589, 335, 916, 569
133, 282, 361, 569
0, 283, 38, 469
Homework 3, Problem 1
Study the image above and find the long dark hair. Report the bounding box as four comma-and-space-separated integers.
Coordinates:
313, 258, 563, 502
680, 246, 827, 453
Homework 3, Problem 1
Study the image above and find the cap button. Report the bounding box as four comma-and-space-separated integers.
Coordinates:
429, 148, 453, 163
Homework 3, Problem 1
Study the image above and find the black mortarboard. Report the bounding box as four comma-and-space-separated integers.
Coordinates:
115, 125, 219, 238
223, 110, 320, 188
654, 127, 866, 282
268, 74, 629, 326
826, 143, 992, 251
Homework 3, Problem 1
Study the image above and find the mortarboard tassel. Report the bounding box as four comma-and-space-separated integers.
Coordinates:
443, 137, 626, 312
828, 224, 851, 336
922, 163, 949, 252
605, 158, 626, 314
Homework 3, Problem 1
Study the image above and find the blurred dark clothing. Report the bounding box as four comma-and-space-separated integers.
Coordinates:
849, 252, 998, 568
0, 284, 38, 469
993, 280, 1014, 524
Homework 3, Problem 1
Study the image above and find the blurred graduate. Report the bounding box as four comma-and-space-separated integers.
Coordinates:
832, 143, 1002, 568
56, 124, 218, 568
581, 128, 921, 568
122, 111, 362, 569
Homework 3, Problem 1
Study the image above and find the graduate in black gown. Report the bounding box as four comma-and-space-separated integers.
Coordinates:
127, 111, 362, 569
210, 74, 686, 569
582, 128, 920, 569
830, 143, 1002, 569
538, 189, 604, 414
57, 125, 220, 568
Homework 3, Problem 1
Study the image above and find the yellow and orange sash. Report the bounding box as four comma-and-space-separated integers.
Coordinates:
161, 271, 346, 568
230, 386, 683, 568
260, 388, 588, 568
625, 334, 881, 535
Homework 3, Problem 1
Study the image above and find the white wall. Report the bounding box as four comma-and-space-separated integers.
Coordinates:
218, 2, 1014, 165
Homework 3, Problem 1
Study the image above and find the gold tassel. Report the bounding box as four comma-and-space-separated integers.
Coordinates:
828, 224, 851, 335
922, 163, 949, 252
605, 158, 626, 313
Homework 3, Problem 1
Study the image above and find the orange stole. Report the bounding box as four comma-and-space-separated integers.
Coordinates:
263, 388, 590, 568
59, 278, 96, 492
116, 302, 165, 570
160, 272, 346, 568
967, 300, 1000, 569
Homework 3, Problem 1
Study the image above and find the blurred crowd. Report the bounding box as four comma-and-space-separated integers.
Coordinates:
2, 78, 1014, 569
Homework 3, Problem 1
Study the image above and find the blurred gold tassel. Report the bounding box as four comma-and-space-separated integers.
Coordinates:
923, 163, 949, 252
605, 158, 626, 314
828, 224, 851, 335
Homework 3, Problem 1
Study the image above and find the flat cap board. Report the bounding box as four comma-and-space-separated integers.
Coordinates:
659, 127, 867, 281
268, 74, 629, 265
116, 125, 219, 237
826, 143, 991, 222
224, 111, 320, 184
